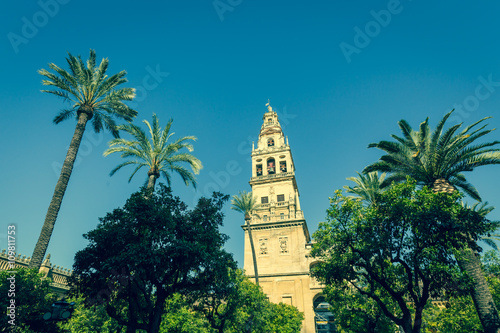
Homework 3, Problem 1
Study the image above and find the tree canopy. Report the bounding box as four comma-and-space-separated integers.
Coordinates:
0, 268, 61, 333
69, 184, 234, 333
311, 180, 497, 333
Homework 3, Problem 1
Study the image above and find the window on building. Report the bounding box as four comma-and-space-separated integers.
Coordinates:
263, 215, 268, 222
280, 161, 287, 172
280, 213, 285, 220
256, 164, 262, 176
277, 194, 285, 202
267, 158, 275, 174
261, 196, 268, 204
282, 296, 292, 305
267, 138, 274, 147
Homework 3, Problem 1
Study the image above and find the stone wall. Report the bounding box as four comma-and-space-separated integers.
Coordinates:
0, 250, 71, 296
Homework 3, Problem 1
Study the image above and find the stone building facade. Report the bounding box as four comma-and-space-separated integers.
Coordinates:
0, 250, 71, 296
242, 104, 326, 333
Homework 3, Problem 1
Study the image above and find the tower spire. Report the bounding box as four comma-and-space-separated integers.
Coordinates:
265, 99, 273, 112
243, 102, 318, 332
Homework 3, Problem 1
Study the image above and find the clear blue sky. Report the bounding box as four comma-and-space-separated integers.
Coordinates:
2, 0, 500, 270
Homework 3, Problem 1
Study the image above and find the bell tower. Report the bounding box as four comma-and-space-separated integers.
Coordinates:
242, 102, 321, 333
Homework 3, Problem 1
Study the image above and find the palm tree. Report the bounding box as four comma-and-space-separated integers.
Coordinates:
364, 110, 500, 333
462, 201, 500, 251
103, 114, 202, 191
344, 171, 386, 206
29, 50, 136, 270
231, 191, 261, 286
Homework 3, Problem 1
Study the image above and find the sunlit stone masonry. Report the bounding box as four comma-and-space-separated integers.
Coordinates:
242, 103, 333, 333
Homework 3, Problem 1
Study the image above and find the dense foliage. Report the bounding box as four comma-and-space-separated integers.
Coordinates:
194, 267, 303, 333
0, 268, 60, 332
69, 184, 235, 333
311, 180, 496, 332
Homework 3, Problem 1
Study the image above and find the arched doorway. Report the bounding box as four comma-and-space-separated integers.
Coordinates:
313, 295, 336, 332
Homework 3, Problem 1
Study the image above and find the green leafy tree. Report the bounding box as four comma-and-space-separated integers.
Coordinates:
221, 272, 302, 333
59, 294, 213, 333
103, 114, 202, 191
30, 49, 137, 270
159, 294, 214, 333
422, 296, 482, 333
421, 250, 500, 332
261, 302, 304, 333
191, 266, 245, 333
69, 184, 233, 333
364, 111, 500, 332
231, 191, 261, 286
193, 267, 303, 333
58, 296, 124, 332
0, 268, 61, 332
321, 282, 397, 333
311, 180, 496, 333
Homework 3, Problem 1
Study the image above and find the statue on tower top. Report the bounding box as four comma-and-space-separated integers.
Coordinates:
265, 99, 273, 112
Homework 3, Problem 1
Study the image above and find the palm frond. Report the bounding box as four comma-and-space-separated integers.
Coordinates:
104, 114, 201, 190
53, 109, 76, 124
344, 171, 386, 206
40, 49, 136, 132
231, 191, 260, 216
366, 111, 500, 200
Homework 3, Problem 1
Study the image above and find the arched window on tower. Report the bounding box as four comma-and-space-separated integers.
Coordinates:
256, 164, 262, 176
280, 161, 287, 172
267, 138, 274, 147
267, 158, 275, 174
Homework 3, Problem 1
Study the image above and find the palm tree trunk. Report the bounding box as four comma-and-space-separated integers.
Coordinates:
146, 174, 156, 192
245, 216, 259, 286
457, 247, 500, 333
433, 178, 500, 333
29, 112, 89, 269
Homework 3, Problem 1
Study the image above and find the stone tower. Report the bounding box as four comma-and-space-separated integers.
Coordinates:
243, 103, 323, 333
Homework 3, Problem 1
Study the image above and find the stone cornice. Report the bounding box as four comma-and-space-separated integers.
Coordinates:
251, 145, 290, 156
241, 219, 311, 242
250, 171, 295, 184
247, 271, 311, 278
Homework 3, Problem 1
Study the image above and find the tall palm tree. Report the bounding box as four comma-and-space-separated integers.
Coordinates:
103, 114, 202, 191
29, 50, 136, 270
364, 110, 500, 333
231, 191, 261, 286
344, 171, 386, 206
